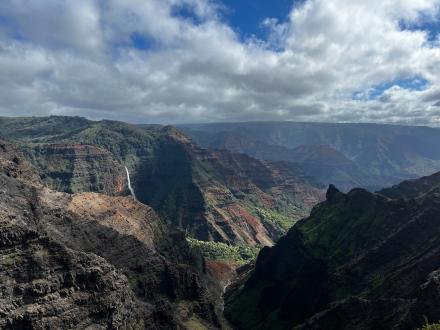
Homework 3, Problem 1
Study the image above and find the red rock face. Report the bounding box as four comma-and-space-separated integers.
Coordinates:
187, 145, 325, 246
205, 260, 240, 289
114, 174, 126, 194
124, 131, 326, 247
220, 203, 273, 246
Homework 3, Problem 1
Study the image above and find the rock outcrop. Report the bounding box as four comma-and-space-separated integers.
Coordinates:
0, 140, 40, 184
0, 225, 140, 329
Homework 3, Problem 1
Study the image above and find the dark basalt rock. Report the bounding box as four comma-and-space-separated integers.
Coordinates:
0, 225, 140, 329
325, 184, 343, 204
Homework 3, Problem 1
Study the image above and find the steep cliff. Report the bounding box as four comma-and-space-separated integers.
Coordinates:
23, 144, 126, 195
225, 173, 440, 329
0, 140, 224, 329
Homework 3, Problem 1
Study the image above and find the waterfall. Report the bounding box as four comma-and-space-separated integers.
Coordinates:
125, 167, 137, 200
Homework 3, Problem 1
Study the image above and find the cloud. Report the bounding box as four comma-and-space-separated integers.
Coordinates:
0, 0, 102, 53
0, 0, 439, 124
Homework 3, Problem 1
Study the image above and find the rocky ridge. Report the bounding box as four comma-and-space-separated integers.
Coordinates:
0, 139, 224, 329
225, 172, 440, 329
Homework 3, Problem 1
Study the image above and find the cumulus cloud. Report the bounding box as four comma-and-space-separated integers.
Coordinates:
0, 0, 439, 124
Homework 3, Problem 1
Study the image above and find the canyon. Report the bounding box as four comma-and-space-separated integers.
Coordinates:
0, 116, 325, 246
2, 116, 440, 329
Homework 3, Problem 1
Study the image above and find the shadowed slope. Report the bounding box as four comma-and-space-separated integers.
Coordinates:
226, 172, 440, 329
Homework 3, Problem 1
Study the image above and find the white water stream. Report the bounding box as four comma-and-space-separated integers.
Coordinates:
125, 167, 137, 200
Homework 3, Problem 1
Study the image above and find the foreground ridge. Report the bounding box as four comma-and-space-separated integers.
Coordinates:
225, 174, 440, 329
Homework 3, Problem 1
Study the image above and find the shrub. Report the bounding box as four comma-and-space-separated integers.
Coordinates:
186, 237, 260, 264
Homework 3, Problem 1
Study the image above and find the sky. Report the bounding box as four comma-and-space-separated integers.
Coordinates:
0, 0, 440, 125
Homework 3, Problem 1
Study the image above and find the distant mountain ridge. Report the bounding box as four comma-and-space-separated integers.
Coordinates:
179, 121, 440, 191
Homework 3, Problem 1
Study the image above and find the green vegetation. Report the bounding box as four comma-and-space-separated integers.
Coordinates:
225, 281, 273, 329
186, 237, 260, 263
417, 320, 440, 330
0, 116, 91, 142
67, 121, 158, 162
0, 116, 160, 161
0, 251, 20, 266
256, 207, 297, 231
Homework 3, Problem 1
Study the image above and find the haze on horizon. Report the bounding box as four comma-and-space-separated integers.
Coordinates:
1, 0, 440, 125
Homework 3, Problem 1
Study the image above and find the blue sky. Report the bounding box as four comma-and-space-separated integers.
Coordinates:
219, 0, 297, 40
353, 76, 430, 101
133, 0, 299, 49
0, 0, 440, 125
133, 0, 298, 50
400, 13, 440, 42
131, 32, 154, 50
